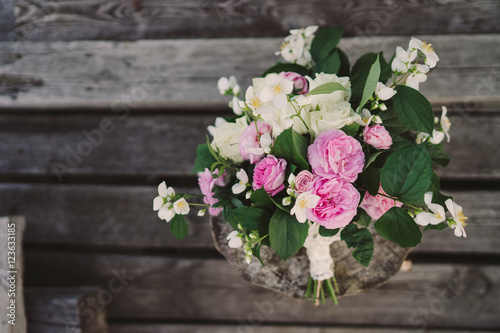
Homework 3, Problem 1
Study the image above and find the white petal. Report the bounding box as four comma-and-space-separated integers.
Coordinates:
158, 181, 167, 197
226, 230, 240, 240
430, 130, 445, 144
153, 196, 164, 211
415, 212, 435, 226
173, 198, 190, 215
228, 236, 243, 248
158, 206, 175, 222
378, 87, 396, 101
232, 182, 246, 194
423, 191, 433, 206
396, 47, 409, 62
236, 169, 248, 183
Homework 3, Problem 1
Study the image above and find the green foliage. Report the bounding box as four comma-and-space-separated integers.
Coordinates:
263, 63, 310, 77
310, 27, 344, 62
340, 224, 374, 267
269, 209, 309, 261
314, 51, 341, 75
424, 222, 449, 232
351, 53, 382, 104
319, 226, 340, 237
191, 143, 217, 174
428, 172, 452, 207
354, 208, 372, 227
375, 207, 422, 247
359, 167, 381, 196
381, 144, 433, 204
170, 215, 189, 241
306, 82, 348, 96
273, 128, 310, 171
226, 207, 270, 231
393, 85, 434, 135
428, 143, 451, 167
341, 122, 360, 137
378, 52, 392, 83
379, 106, 410, 135
335, 48, 350, 77
358, 54, 381, 111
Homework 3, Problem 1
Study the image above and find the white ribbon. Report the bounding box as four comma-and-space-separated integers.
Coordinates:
303, 223, 341, 280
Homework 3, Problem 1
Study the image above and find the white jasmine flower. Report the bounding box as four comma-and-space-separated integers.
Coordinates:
409, 37, 439, 68
445, 199, 468, 237
415, 192, 446, 226
232, 169, 249, 194
158, 203, 175, 222
391, 46, 417, 74
230, 96, 243, 115
282, 196, 292, 206
355, 108, 382, 127
260, 133, 273, 154
245, 190, 252, 200
415, 130, 445, 145
258, 73, 294, 109
245, 86, 274, 118
376, 82, 397, 101
153, 181, 177, 222
440, 106, 451, 142
197, 209, 206, 217
217, 76, 240, 96
277, 26, 318, 68
173, 198, 190, 215
227, 230, 243, 248
291, 192, 320, 223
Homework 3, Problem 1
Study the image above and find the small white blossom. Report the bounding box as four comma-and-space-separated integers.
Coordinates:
440, 106, 451, 142
414, 192, 446, 226
153, 181, 177, 222
290, 192, 320, 223
415, 130, 445, 145
217, 76, 241, 96
445, 199, 468, 238
158, 203, 175, 222
227, 230, 243, 248
232, 169, 249, 194
276, 26, 318, 68
197, 209, 206, 217
230, 96, 243, 115
282, 196, 292, 206
376, 82, 397, 101
258, 73, 294, 109
409, 37, 439, 68
173, 198, 190, 215
355, 108, 382, 127
391, 46, 417, 74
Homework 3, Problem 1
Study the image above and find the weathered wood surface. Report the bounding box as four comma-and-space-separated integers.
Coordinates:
25, 287, 108, 333
0, 184, 497, 255
0, 216, 26, 333
23, 251, 500, 329
12, 0, 500, 41
0, 35, 499, 110
109, 325, 500, 333
0, 112, 497, 179
0, 0, 14, 41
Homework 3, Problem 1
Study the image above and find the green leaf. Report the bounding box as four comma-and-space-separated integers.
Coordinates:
428, 143, 451, 167
335, 48, 350, 77
340, 224, 374, 267
269, 209, 309, 261
381, 144, 433, 204
306, 82, 348, 96
428, 172, 452, 208
310, 27, 344, 62
226, 207, 270, 231
170, 215, 189, 241
378, 52, 392, 83
250, 188, 274, 208
341, 122, 360, 137
424, 222, 449, 232
393, 85, 434, 135
351, 53, 379, 103
263, 63, 310, 77
389, 134, 415, 151
374, 207, 422, 247
355, 208, 372, 227
358, 54, 381, 111
364, 151, 382, 170
359, 167, 381, 196
313, 50, 341, 75
273, 128, 310, 171
252, 244, 265, 266
379, 106, 410, 134
319, 226, 340, 237
191, 144, 218, 174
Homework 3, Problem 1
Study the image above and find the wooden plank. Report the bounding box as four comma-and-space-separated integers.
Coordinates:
13, 0, 500, 41
25, 287, 108, 333
23, 251, 500, 329
0, 35, 499, 110
0, 112, 497, 179
0, 216, 27, 333
109, 324, 500, 333
0, 0, 14, 41
0, 184, 497, 254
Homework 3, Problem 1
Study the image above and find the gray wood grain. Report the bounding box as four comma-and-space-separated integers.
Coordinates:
0, 216, 26, 333
0, 184, 496, 254
13, 0, 500, 41
23, 251, 500, 328
0, 113, 497, 179
25, 287, 108, 333
0, 35, 498, 110
109, 324, 500, 333
0, 0, 14, 41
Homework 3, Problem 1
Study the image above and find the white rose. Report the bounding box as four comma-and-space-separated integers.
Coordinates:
310, 101, 359, 138
211, 116, 248, 163
292, 104, 311, 135
307, 73, 351, 110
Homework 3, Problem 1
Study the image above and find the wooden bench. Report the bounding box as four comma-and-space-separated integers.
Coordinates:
0, 1, 499, 332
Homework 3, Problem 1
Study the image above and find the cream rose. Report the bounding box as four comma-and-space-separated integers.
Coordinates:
211, 116, 248, 163
309, 101, 359, 138
307, 73, 351, 110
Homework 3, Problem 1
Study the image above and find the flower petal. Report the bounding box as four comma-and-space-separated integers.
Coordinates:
158, 181, 167, 197
153, 196, 164, 211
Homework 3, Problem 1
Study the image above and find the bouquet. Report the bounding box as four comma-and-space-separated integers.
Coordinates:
153, 26, 467, 305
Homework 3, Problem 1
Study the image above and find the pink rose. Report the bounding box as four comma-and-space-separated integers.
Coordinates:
279, 71, 309, 95
308, 129, 365, 182
306, 177, 360, 229
239, 121, 273, 164
294, 170, 315, 193
252, 155, 287, 196
360, 185, 402, 220
198, 168, 227, 216
363, 125, 392, 150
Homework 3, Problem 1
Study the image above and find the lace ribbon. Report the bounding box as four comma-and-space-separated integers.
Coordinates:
303, 223, 341, 280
